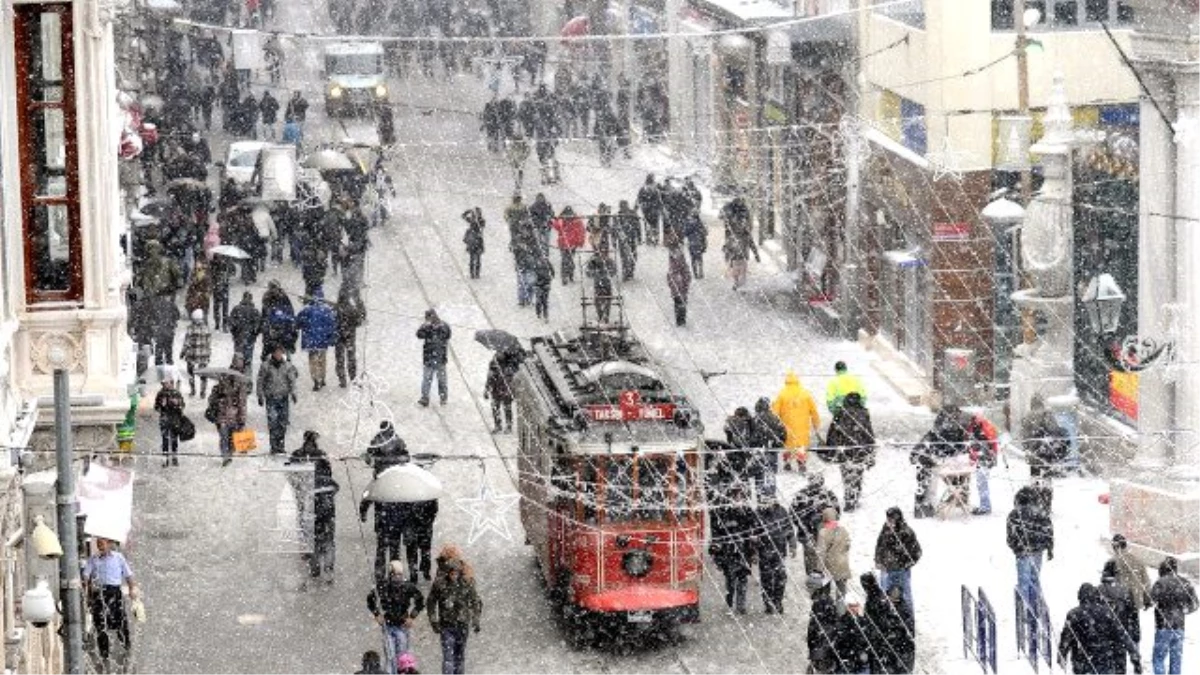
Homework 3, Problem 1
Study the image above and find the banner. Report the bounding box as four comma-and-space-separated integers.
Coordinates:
77, 463, 135, 544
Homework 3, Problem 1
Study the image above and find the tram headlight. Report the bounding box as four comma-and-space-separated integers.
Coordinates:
374, 84, 388, 98
622, 549, 653, 578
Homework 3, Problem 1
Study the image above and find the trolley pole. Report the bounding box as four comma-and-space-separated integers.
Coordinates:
54, 370, 85, 673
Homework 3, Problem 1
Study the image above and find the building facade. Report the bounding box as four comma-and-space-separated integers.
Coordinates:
853, 0, 1141, 406
0, 0, 134, 462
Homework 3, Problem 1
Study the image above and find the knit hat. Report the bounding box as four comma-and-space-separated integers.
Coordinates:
389, 560, 406, 577
191, 309, 205, 322
396, 653, 417, 672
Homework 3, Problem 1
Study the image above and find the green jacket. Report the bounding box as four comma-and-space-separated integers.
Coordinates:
825, 372, 866, 415
427, 575, 482, 631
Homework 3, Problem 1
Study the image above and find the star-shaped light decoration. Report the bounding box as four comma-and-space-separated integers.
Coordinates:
456, 474, 521, 545
928, 136, 971, 182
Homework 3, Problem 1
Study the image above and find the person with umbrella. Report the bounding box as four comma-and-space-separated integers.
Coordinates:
483, 355, 515, 434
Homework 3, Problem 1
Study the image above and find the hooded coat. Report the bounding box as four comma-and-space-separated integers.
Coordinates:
863, 573, 915, 674
806, 583, 842, 674
874, 511, 923, 572
771, 372, 820, 451
815, 508, 851, 582
823, 392, 875, 465
1059, 583, 1141, 674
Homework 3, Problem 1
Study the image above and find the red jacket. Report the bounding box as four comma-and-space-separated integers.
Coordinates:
967, 414, 999, 466
551, 217, 585, 250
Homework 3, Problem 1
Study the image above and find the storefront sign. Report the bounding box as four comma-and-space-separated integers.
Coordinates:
933, 222, 970, 241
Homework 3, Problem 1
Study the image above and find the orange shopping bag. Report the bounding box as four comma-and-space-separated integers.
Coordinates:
232, 429, 257, 454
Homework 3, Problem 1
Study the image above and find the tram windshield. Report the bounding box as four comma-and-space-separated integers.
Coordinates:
598, 453, 698, 524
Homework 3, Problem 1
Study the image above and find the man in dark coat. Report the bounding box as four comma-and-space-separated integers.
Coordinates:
1149, 556, 1198, 675
366, 421, 407, 476
636, 174, 663, 245
863, 572, 915, 674
483, 355, 515, 433
615, 199, 640, 280
806, 577, 842, 674
367, 560, 425, 670
361, 492, 409, 584
334, 289, 365, 388
756, 496, 796, 614
1099, 560, 1141, 673
409, 498, 439, 582
874, 506, 922, 614
833, 594, 881, 675
416, 309, 451, 406
749, 397, 786, 498
823, 391, 875, 511
1008, 485, 1054, 609
1060, 583, 1142, 674
228, 291, 261, 371
709, 487, 754, 614
790, 473, 840, 576
259, 90, 279, 139
585, 247, 618, 323
910, 405, 970, 518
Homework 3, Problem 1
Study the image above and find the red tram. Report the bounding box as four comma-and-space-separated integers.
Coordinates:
512, 327, 706, 636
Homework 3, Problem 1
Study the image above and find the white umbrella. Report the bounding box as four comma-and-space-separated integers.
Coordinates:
210, 244, 251, 259
302, 148, 355, 171
366, 464, 444, 503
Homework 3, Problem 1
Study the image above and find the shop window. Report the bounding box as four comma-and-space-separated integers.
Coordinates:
900, 98, 926, 156
873, 0, 925, 29
14, 3, 82, 305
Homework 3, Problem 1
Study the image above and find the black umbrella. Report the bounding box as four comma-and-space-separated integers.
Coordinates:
475, 329, 522, 354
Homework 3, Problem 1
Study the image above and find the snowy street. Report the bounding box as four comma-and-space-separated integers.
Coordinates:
120, 3, 1196, 675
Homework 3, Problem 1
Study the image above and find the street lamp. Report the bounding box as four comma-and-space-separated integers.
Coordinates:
1081, 273, 1173, 372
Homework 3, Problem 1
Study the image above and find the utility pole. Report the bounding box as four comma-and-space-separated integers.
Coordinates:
1015, 0, 1032, 204
53, 370, 84, 674
840, 0, 866, 338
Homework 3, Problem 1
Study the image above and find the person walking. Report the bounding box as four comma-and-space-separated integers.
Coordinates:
531, 249, 554, 321
709, 487, 754, 615
550, 206, 584, 284
259, 89, 279, 140
1099, 559, 1142, 673
963, 410, 1001, 515
910, 406, 971, 518
368, 560, 425, 674
771, 371, 821, 473
185, 262, 212, 325
462, 208, 485, 280
721, 198, 759, 290
636, 174, 663, 245
505, 130, 530, 193
82, 537, 139, 670
260, 280, 297, 359
529, 194, 555, 258
615, 199, 640, 280
825, 361, 867, 416
1110, 534, 1154, 612
790, 473, 840, 576
822, 391, 875, 511
298, 434, 339, 582
416, 309, 451, 407
153, 374, 186, 468
334, 289, 366, 388
757, 495, 796, 614
410, 497, 439, 582
666, 236, 692, 327
1059, 583, 1142, 674
806, 576, 842, 674
1021, 393, 1070, 514
750, 397, 786, 499
210, 255, 234, 332
296, 290, 337, 391
483, 355, 515, 433
585, 246, 618, 324
862, 572, 916, 675
285, 90, 308, 131
206, 356, 249, 466
833, 593, 879, 675
874, 506, 922, 615
815, 506, 851, 598
683, 210, 707, 279
229, 291, 262, 373
180, 309, 213, 398
257, 345, 299, 454
1007, 484, 1054, 609
1149, 556, 1198, 674
150, 295, 180, 377
427, 557, 482, 675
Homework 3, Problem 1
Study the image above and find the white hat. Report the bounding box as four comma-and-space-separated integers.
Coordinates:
389, 560, 405, 576
191, 308, 205, 322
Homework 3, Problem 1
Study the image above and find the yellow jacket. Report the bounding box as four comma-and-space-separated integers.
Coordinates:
772, 372, 821, 451
826, 372, 866, 415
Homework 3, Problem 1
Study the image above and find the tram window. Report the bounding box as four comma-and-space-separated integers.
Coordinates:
550, 458, 574, 506
580, 458, 599, 524
605, 457, 634, 521
635, 457, 668, 521
674, 455, 692, 517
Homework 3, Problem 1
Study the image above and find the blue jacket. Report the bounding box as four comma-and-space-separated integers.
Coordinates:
296, 296, 337, 351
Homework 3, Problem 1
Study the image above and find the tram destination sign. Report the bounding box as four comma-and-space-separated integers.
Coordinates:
583, 391, 676, 422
